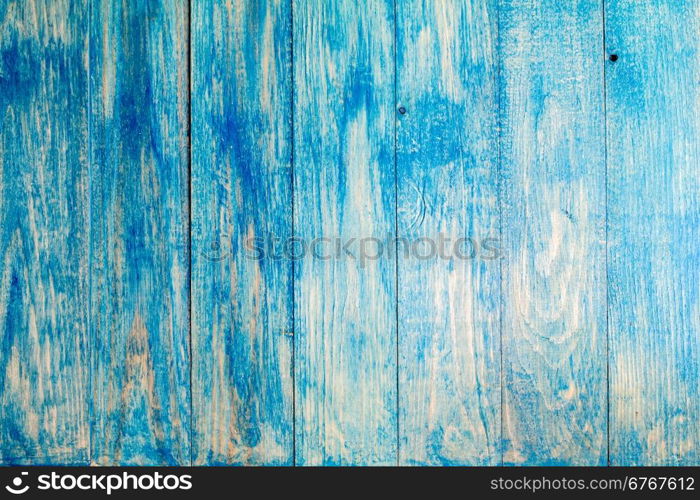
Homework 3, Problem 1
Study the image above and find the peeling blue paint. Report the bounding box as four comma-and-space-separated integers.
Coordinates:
1, 0, 698, 466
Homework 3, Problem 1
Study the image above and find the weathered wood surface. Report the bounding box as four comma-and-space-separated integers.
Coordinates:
191, 0, 294, 465
606, 0, 700, 466
293, 0, 398, 465
0, 0, 90, 464
89, 0, 191, 464
1, 0, 699, 466
396, 0, 501, 465
499, 0, 607, 465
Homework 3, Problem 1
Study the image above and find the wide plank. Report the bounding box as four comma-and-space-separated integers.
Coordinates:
89, 0, 190, 465
191, 0, 294, 465
0, 0, 90, 465
293, 0, 397, 465
606, 0, 700, 465
500, 0, 607, 464
396, 0, 501, 465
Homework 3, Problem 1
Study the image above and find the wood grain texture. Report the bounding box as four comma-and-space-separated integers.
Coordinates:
396, 0, 501, 465
191, 0, 294, 465
89, 0, 190, 465
606, 0, 700, 466
499, 0, 607, 464
0, 0, 90, 465
293, 0, 397, 465
3, 0, 700, 467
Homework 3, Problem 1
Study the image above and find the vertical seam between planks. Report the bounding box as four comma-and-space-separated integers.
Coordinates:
601, 0, 611, 467
290, 0, 297, 467
496, 0, 505, 467
87, 0, 94, 466
392, 0, 400, 467
187, 0, 193, 467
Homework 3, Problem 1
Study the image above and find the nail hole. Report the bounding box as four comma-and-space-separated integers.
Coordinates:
609, 54, 618, 62
398, 106, 407, 115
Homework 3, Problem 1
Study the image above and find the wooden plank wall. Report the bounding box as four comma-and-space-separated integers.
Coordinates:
0, 0, 698, 466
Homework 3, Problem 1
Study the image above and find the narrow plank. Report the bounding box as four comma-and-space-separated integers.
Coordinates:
0, 0, 90, 464
500, 0, 607, 464
294, 0, 397, 465
606, 0, 700, 465
89, 0, 190, 464
191, 0, 294, 465
395, 0, 501, 465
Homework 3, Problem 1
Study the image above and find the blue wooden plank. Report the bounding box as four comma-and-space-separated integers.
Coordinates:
606, 0, 700, 466
191, 0, 294, 465
499, 0, 607, 464
293, 0, 397, 465
395, 0, 501, 465
0, 0, 90, 465
89, 0, 190, 465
